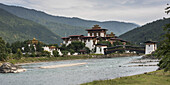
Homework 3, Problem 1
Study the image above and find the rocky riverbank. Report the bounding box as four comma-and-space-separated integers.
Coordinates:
141, 54, 158, 59
0, 63, 26, 73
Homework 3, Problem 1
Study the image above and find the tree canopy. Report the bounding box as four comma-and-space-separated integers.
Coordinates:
67, 41, 85, 52
157, 4, 170, 72
0, 37, 9, 61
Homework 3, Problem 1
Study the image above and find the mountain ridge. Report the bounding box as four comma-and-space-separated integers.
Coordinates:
119, 18, 170, 45
0, 3, 139, 36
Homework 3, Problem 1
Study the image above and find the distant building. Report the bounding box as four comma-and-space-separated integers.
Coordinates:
95, 44, 108, 54
144, 41, 157, 54
57, 49, 63, 56
62, 25, 128, 52
31, 38, 39, 45
43, 46, 56, 55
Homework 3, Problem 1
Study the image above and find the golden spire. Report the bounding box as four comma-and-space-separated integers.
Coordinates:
33, 38, 36, 40
93, 24, 101, 29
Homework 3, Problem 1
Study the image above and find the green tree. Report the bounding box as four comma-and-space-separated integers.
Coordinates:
157, 4, 170, 72
53, 50, 59, 57
36, 42, 43, 52
42, 51, 50, 57
30, 45, 36, 53
165, 4, 170, 14
24, 44, 30, 52
60, 44, 68, 51
113, 41, 123, 46
16, 48, 23, 59
84, 47, 91, 54
6, 42, 10, 48
11, 41, 22, 53
157, 24, 170, 72
31, 52, 36, 57
69, 49, 75, 55
5, 42, 12, 53
61, 50, 69, 56
0, 37, 9, 61
67, 41, 85, 52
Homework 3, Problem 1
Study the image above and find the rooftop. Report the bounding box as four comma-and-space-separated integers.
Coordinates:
83, 36, 96, 38
61, 37, 69, 39
86, 25, 107, 31
69, 35, 84, 37
144, 41, 157, 43
96, 43, 108, 46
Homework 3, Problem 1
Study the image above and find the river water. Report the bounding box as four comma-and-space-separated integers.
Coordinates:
0, 56, 158, 85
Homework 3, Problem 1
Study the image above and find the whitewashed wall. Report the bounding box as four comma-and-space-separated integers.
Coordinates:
145, 44, 157, 54
85, 40, 94, 50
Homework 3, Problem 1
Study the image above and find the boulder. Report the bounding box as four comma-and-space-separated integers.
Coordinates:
0, 63, 26, 73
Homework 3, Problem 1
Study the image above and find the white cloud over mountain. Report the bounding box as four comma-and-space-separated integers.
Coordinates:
0, 0, 169, 25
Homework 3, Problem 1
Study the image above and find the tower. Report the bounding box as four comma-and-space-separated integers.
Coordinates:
144, 41, 157, 54
86, 25, 108, 37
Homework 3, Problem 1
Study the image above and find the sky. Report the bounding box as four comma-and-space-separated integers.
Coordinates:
0, 0, 169, 25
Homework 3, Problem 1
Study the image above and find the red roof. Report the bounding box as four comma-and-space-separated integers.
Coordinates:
61, 37, 69, 39
49, 46, 56, 49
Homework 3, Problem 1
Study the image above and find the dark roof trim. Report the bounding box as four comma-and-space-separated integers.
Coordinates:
144, 41, 157, 43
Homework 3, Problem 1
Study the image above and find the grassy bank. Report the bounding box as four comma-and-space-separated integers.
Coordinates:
0, 53, 141, 64
0, 55, 92, 64
81, 70, 170, 85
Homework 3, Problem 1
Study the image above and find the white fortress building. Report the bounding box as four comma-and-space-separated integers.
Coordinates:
62, 25, 128, 52
145, 41, 157, 54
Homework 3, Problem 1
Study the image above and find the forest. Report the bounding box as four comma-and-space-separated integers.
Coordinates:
0, 8, 62, 44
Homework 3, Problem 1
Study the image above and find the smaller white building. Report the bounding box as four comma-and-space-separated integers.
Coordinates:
145, 41, 157, 54
57, 49, 63, 56
95, 44, 108, 54
43, 46, 56, 55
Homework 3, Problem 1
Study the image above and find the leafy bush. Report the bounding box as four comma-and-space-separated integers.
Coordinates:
0, 37, 9, 61
42, 51, 50, 57
53, 50, 59, 57
16, 48, 23, 59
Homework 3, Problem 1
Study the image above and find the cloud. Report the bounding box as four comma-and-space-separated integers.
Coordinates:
0, 0, 169, 25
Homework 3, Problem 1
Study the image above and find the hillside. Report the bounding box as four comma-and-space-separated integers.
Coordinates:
119, 18, 170, 45
0, 8, 62, 44
0, 3, 139, 36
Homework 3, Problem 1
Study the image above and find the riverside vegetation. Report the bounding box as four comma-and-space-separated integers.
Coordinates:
0, 37, 93, 64
0, 32, 128, 64
3, 55, 92, 64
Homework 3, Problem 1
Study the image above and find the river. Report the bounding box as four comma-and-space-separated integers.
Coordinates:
0, 56, 158, 85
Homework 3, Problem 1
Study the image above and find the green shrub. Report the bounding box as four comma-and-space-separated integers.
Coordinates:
53, 50, 59, 57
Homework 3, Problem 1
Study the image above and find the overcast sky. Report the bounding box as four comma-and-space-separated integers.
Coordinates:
0, 0, 169, 25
